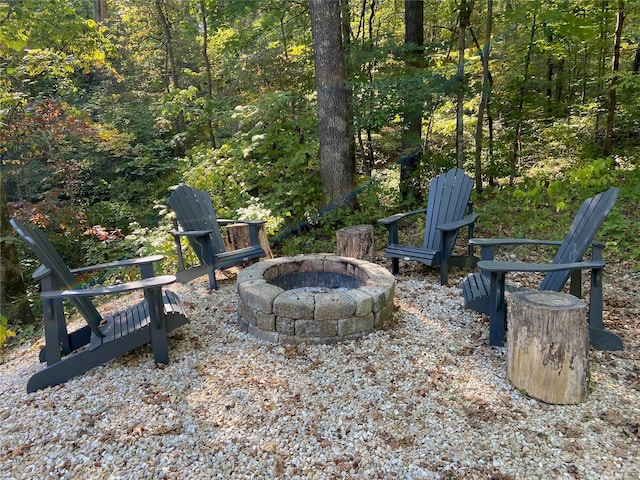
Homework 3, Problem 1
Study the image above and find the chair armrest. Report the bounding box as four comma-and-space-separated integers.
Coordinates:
477, 260, 605, 274
168, 229, 214, 238
33, 264, 52, 281
437, 213, 479, 232
41, 275, 176, 299
377, 208, 428, 226
69, 255, 165, 275
217, 219, 266, 226
470, 238, 564, 247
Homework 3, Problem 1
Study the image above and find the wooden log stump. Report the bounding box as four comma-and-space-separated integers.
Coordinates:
224, 223, 272, 259
507, 291, 589, 404
336, 224, 374, 261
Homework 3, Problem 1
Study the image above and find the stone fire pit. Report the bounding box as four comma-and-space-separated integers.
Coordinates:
236, 254, 396, 344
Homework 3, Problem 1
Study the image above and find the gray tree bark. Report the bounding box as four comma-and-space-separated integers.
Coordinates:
604, 1, 624, 157
93, 0, 107, 22
309, 0, 356, 209
400, 0, 424, 203
473, 0, 492, 192
456, 0, 472, 169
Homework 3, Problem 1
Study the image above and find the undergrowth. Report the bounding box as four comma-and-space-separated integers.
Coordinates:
274, 157, 640, 270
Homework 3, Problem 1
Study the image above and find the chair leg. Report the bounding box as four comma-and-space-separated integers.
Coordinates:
391, 258, 399, 275
488, 272, 506, 347
439, 260, 449, 285
208, 267, 218, 289
146, 288, 170, 365
587, 267, 623, 351
27, 343, 138, 393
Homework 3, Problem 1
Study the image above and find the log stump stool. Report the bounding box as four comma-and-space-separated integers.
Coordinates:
506, 291, 589, 404
336, 224, 375, 261
224, 223, 273, 259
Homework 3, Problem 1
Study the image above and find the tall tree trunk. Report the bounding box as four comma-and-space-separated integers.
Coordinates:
340, 0, 358, 174
93, 0, 107, 22
604, 1, 624, 157
595, 1, 610, 135
154, 0, 185, 155
510, 13, 537, 183
455, 0, 472, 169
400, 0, 424, 203
0, 182, 35, 326
473, 0, 492, 192
309, 0, 356, 210
199, 0, 216, 149
155, 0, 181, 91
554, 58, 564, 107
546, 26, 554, 112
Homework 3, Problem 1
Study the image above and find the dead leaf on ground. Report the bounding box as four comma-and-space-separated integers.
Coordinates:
8, 443, 32, 458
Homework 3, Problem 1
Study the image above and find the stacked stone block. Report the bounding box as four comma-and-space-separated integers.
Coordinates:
236, 254, 396, 344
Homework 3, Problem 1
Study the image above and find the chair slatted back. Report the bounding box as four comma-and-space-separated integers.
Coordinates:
10, 218, 104, 337
422, 168, 474, 253
540, 187, 619, 291
169, 185, 227, 262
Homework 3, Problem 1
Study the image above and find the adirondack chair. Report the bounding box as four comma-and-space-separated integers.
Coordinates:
460, 187, 623, 351
10, 218, 189, 393
168, 185, 266, 289
377, 168, 479, 285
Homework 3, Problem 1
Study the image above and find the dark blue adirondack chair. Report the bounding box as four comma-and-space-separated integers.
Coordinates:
460, 187, 622, 351
168, 185, 267, 289
378, 168, 478, 285
10, 218, 189, 392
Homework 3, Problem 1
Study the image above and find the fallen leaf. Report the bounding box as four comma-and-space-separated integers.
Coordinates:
8, 443, 32, 458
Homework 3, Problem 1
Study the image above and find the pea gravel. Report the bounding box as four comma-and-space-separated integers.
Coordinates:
1, 268, 638, 480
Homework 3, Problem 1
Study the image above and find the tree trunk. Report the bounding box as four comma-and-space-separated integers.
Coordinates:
93, 0, 107, 22
154, 0, 181, 91
400, 0, 424, 202
340, 0, 358, 176
154, 0, 186, 156
604, 1, 624, 157
473, 0, 492, 193
455, 0, 471, 169
510, 13, 537, 184
595, 1, 610, 136
0, 182, 35, 326
309, 0, 357, 210
199, 0, 216, 149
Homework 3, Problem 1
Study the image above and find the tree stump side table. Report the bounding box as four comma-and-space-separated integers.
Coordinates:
224, 223, 273, 259
506, 291, 589, 404
336, 224, 375, 261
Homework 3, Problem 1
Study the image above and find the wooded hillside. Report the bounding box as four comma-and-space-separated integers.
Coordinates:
2, 0, 639, 335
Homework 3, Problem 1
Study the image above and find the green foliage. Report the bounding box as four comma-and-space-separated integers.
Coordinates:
181, 90, 323, 231
513, 158, 617, 213
276, 174, 399, 256
0, 315, 16, 349
479, 156, 640, 267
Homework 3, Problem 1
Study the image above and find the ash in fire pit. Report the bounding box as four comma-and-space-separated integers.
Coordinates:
236, 254, 396, 344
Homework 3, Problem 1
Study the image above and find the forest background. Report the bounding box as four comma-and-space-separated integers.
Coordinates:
1, 0, 639, 346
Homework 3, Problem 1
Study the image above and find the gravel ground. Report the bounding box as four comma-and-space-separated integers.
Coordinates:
1, 263, 639, 480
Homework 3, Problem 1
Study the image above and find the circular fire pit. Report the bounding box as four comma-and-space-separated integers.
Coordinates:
236, 254, 396, 344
